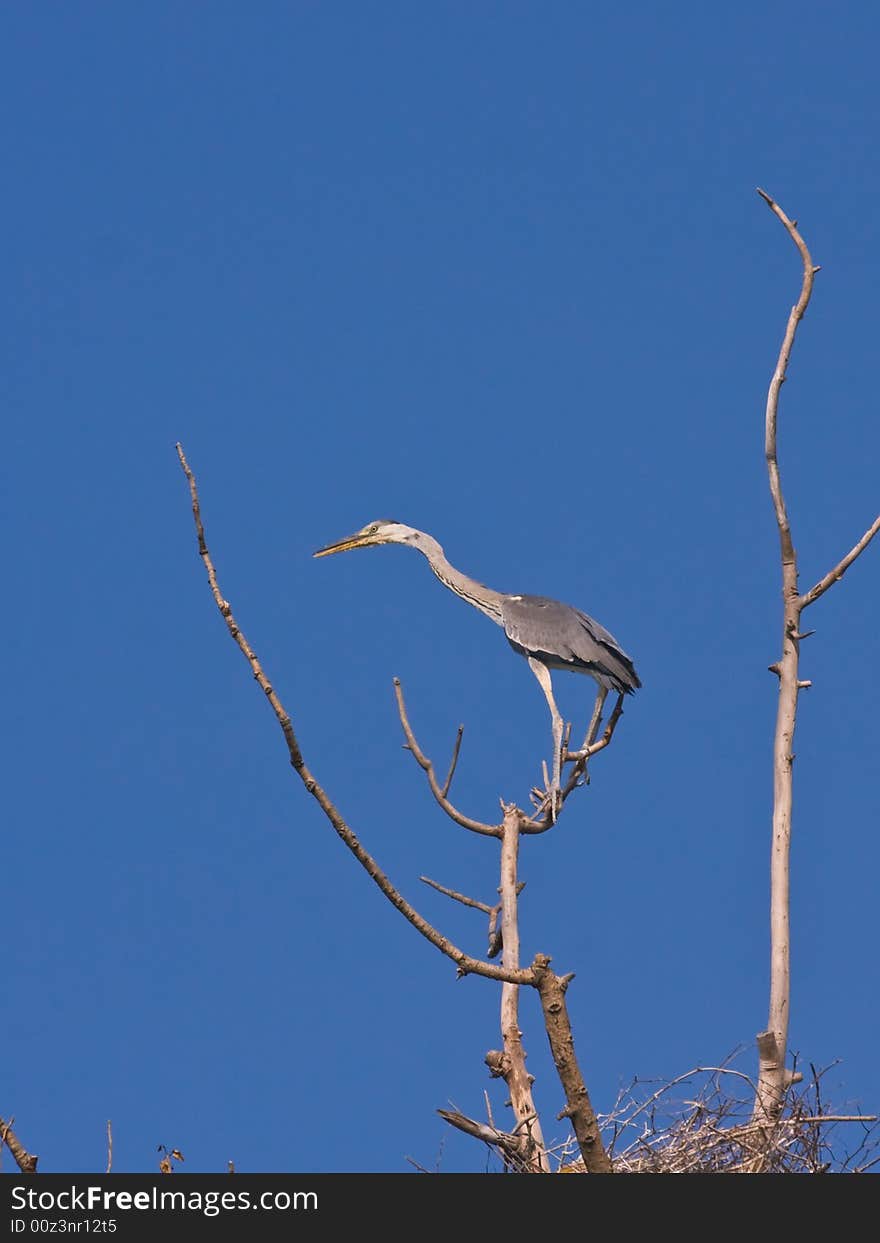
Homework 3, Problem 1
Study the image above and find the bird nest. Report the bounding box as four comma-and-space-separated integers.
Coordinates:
553, 1057, 878, 1175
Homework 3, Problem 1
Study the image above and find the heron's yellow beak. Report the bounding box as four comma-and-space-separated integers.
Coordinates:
313, 533, 373, 558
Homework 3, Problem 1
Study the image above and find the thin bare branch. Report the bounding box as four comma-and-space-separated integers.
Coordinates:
440, 726, 465, 797
757, 185, 818, 566
570, 693, 625, 763
394, 679, 500, 837
419, 875, 493, 914
800, 514, 880, 608
176, 444, 532, 986
106, 1119, 113, 1175
785, 1115, 877, 1124
0, 1116, 38, 1174
582, 687, 608, 751
437, 1109, 527, 1166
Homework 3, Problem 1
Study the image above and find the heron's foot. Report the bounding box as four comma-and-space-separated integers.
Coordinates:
565, 748, 592, 785
529, 782, 561, 822
549, 783, 561, 824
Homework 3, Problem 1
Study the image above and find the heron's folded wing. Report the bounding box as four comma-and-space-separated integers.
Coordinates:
502, 596, 640, 691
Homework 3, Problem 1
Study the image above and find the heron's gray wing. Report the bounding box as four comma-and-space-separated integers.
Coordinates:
501, 595, 640, 693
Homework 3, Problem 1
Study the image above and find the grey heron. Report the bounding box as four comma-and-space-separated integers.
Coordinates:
314, 520, 640, 814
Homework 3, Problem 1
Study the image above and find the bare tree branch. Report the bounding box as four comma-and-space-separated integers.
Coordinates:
0, 1116, 38, 1174
178, 444, 621, 1174
757, 186, 819, 563
176, 444, 532, 987
567, 693, 625, 766
800, 514, 880, 608
754, 188, 818, 1124
531, 955, 612, 1174
419, 874, 518, 958
436, 1109, 528, 1167
419, 875, 494, 914
441, 726, 465, 798
394, 679, 499, 837
493, 805, 549, 1171
581, 688, 608, 752
750, 189, 878, 1126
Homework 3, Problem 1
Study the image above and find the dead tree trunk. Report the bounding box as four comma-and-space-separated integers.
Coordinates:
754, 191, 880, 1127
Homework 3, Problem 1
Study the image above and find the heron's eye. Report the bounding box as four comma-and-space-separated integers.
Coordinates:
368, 525, 379, 535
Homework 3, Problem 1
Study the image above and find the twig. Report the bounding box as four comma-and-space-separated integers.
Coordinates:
394, 680, 499, 837
780, 1115, 877, 1124
621, 1065, 759, 1128
437, 1109, 527, 1166
106, 1119, 113, 1175
417, 876, 514, 958
0, 1116, 38, 1174
757, 187, 818, 561
440, 726, 465, 798
800, 515, 880, 608
582, 687, 608, 751
419, 875, 493, 913
574, 693, 625, 763
176, 444, 533, 987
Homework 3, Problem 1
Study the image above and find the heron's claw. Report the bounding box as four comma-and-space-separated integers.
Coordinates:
530, 782, 561, 823
565, 749, 592, 786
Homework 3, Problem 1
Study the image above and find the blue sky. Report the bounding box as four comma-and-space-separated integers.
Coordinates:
3, 3, 878, 1173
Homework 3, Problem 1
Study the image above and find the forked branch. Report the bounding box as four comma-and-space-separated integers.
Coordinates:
177, 445, 613, 1172
521, 692, 626, 834
800, 516, 880, 608
393, 680, 499, 837
754, 190, 878, 1125
176, 444, 531, 987
436, 1110, 533, 1170
754, 189, 817, 1124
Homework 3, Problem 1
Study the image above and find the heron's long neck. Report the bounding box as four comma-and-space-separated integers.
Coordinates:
417, 535, 505, 624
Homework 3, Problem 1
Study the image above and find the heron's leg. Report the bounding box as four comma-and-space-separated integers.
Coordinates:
527, 658, 564, 819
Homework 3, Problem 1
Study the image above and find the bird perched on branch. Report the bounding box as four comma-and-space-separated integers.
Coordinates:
314, 520, 640, 815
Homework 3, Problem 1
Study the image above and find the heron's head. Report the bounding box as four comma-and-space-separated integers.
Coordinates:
313, 520, 424, 559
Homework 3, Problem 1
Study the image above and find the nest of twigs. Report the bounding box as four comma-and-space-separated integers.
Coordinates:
553, 1056, 878, 1175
